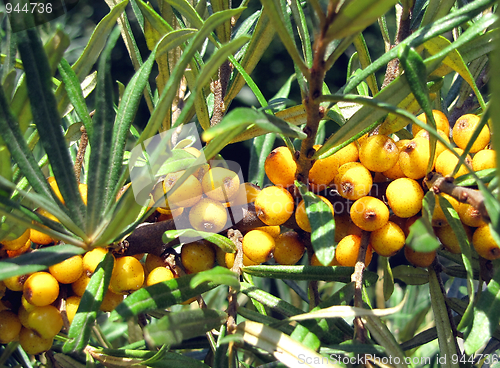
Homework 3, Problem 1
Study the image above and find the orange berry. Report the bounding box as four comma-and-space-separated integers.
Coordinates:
370, 221, 405, 257
435, 148, 472, 178
404, 246, 436, 267
181, 241, 216, 274
334, 235, 373, 267
254, 186, 294, 226
23, 272, 59, 307
350, 196, 389, 232
334, 162, 372, 200
243, 230, 275, 264
295, 196, 334, 232
452, 114, 490, 153
359, 135, 399, 172
202, 167, 240, 202
264, 147, 297, 187
386, 178, 424, 218
473, 225, 500, 260
413, 110, 450, 137
273, 232, 305, 265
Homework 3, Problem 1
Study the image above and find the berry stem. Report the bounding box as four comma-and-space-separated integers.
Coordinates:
352, 230, 370, 343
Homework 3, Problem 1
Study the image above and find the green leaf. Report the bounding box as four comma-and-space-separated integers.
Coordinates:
145, 309, 227, 346
110, 269, 233, 321
325, 0, 398, 41
464, 266, 500, 354
164, 0, 204, 29
163, 229, 235, 253
57, 59, 92, 138
248, 134, 275, 187
63, 252, 114, 353
242, 265, 378, 285
296, 182, 334, 266
391, 265, 429, 285
86, 26, 120, 234
428, 266, 459, 368
17, 28, 85, 228
190, 267, 239, 290
406, 191, 440, 252
0, 244, 85, 281
380, 256, 394, 300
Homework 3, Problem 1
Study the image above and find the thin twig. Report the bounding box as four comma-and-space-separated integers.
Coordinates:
74, 126, 88, 184
352, 230, 370, 343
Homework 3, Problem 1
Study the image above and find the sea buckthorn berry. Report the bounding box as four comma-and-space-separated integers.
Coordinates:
30, 209, 58, 245
202, 167, 240, 202
65, 296, 80, 324
309, 145, 339, 192
435, 148, 472, 178
181, 241, 216, 274
413, 110, 450, 137
404, 246, 436, 268
0, 310, 22, 344
458, 202, 486, 228
414, 129, 450, 158
242, 230, 275, 264
109, 256, 144, 295
47, 177, 88, 205
71, 273, 91, 297
386, 178, 424, 218
21, 296, 36, 314
435, 224, 472, 254
399, 137, 435, 180
403, 215, 420, 237
49, 255, 83, 284
383, 139, 409, 180
27, 305, 63, 339
370, 221, 406, 257
472, 149, 496, 172
273, 232, 305, 265
19, 327, 53, 355
452, 114, 490, 153
100, 290, 125, 312
4, 273, 29, 291
359, 135, 399, 172
145, 254, 167, 273
243, 253, 260, 266
229, 183, 261, 206
6, 238, 31, 258
215, 246, 227, 267
23, 272, 59, 307
163, 171, 203, 208
189, 198, 228, 233
18, 306, 31, 328
254, 186, 294, 226
264, 146, 297, 187
252, 226, 281, 238
157, 207, 183, 220
310, 253, 339, 267
334, 162, 372, 200
350, 196, 389, 232
83, 247, 109, 276
295, 196, 334, 233
334, 142, 359, 167
334, 214, 353, 242
334, 235, 373, 267
146, 267, 175, 286
0, 228, 30, 251
225, 252, 235, 269
432, 193, 460, 227
473, 225, 500, 260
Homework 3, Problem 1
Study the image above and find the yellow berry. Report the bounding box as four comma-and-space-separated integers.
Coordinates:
457, 202, 486, 228
189, 198, 228, 233
0, 228, 30, 251
264, 146, 297, 187
452, 114, 490, 153
145, 254, 167, 273
19, 327, 53, 355
65, 296, 81, 324
71, 273, 91, 297
413, 110, 450, 137
251, 226, 281, 238
242, 230, 275, 264
399, 137, 435, 180
83, 247, 109, 276
23, 272, 59, 307
472, 149, 496, 172
243, 253, 260, 266
145, 267, 175, 287
47, 177, 88, 205
414, 129, 450, 158
334, 235, 373, 267
27, 305, 63, 339
473, 225, 500, 260
370, 221, 405, 257
359, 135, 399, 172
18, 305, 31, 328
163, 171, 203, 208
435, 148, 472, 178
295, 196, 334, 232
404, 246, 436, 267
109, 256, 144, 295
273, 232, 305, 265
30, 209, 57, 245
4, 273, 29, 292
350, 196, 389, 232
254, 186, 294, 226
181, 241, 216, 274
49, 255, 83, 284
225, 252, 235, 269
308, 145, 339, 192
202, 167, 240, 202
334, 142, 359, 167
229, 183, 261, 206
334, 162, 372, 200
435, 224, 472, 254
100, 290, 125, 312
432, 193, 460, 227
386, 178, 424, 218
383, 139, 409, 180
310, 253, 339, 266
0, 310, 22, 344
6, 238, 31, 258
